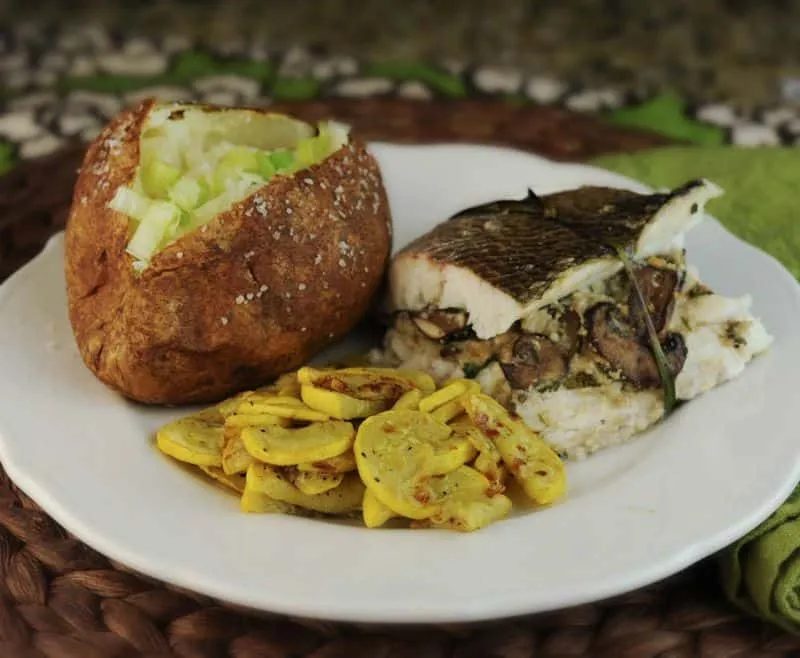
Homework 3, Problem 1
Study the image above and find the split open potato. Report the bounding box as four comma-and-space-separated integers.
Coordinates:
65, 99, 392, 404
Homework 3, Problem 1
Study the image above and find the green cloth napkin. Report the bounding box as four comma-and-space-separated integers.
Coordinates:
718, 488, 800, 633
592, 145, 800, 632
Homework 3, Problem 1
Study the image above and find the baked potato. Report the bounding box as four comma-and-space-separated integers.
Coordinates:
65, 99, 392, 404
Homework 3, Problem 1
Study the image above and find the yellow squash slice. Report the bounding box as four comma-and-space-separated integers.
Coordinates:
362, 489, 397, 528
463, 393, 566, 505
298, 367, 436, 398
359, 368, 437, 395
290, 469, 345, 495
300, 384, 386, 419
392, 388, 423, 411
241, 395, 304, 407
297, 451, 357, 473
222, 413, 290, 475
246, 463, 364, 514
425, 466, 512, 532
156, 415, 224, 467
237, 395, 330, 422
303, 370, 404, 402
419, 379, 479, 413
254, 372, 302, 398
430, 399, 467, 424
241, 421, 355, 466
450, 418, 507, 494
240, 476, 299, 514
221, 426, 253, 475
215, 391, 253, 418
199, 466, 246, 494
372, 411, 476, 477
354, 410, 479, 519
224, 412, 289, 428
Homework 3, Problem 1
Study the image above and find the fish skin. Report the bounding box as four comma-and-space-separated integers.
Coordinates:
393, 180, 718, 309
539, 180, 709, 252
396, 212, 615, 308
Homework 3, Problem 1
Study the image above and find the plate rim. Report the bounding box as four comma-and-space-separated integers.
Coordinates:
1, 142, 799, 624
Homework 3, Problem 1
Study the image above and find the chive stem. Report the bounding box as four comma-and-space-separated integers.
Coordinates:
615, 247, 677, 414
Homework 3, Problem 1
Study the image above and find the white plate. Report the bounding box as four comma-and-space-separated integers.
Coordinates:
1, 143, 799, 624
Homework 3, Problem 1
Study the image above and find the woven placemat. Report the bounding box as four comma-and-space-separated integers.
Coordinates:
1, 98, 798, 658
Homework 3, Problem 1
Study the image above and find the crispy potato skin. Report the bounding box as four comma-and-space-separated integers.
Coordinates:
65, 99, 392, 405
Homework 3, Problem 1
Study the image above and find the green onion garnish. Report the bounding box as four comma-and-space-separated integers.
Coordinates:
616, 246, 677, 414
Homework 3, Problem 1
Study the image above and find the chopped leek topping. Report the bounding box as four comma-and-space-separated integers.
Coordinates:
268, 149, 295, 172
193, 194, 233, 225
108, 107, 350, 270
295, 139, 317, 167
108, 187, 151, 222
127, 201, 181, 262
256, 152, 276, 179
213, 149, 260, 195
169, 177, 209, 211
141, 160, 181, 199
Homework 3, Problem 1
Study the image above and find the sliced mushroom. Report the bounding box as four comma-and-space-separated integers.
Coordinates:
587, 303, 686, 388
499, 334, 567, 391
500, 364, 539, 391
661, 332, 688, 376
412, 316, 447, 340
412, 309, 469, 341
491, 331, 518, 355
628, 266, 679, 336
494, 334, 516, 364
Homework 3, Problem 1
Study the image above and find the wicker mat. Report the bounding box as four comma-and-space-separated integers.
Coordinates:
1, 99, 797, 658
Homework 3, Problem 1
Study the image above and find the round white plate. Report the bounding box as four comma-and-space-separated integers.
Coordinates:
1, 143, 799, 624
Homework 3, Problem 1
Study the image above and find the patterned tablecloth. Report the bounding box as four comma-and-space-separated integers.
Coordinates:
0, 21, 799, 175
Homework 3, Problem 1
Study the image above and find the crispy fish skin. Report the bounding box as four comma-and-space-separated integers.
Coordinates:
396, 213, 615, 308
539, 180, 718, 258
388, 180, 722, 339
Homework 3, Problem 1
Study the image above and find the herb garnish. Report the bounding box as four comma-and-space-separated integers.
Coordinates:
615, 246, 677, 413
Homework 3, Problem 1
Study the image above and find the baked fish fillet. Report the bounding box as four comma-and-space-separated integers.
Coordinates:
378, 180, 772, 460
388, 179, 722, 339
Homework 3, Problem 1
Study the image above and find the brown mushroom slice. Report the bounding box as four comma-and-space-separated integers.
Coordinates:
628, 266, 679, 336
499, 364, 537, 391
587, 303, 686, 388
493, 333, 516, 364
412, 309, 469, 340
499, 334, 567, 391
588, 303, 658, 387
661, 332, 688, 378
412, 316, 447, 340
440, 335, 500, 368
